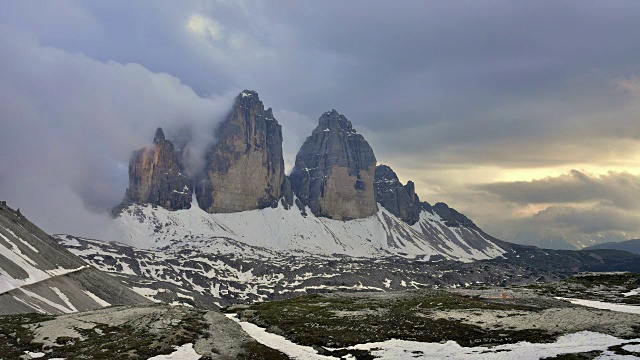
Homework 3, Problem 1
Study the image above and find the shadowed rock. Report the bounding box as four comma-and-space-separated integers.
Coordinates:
290, 110, 377, 220
374, 164, 421, 225
195, 90, 286, 213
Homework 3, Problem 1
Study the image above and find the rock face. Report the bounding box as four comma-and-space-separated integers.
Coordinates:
374, 165, 421, 225
290, 110, 377, 220
116, 128, 191, 212
428, 202, 476, 228
195, 90, 285, 213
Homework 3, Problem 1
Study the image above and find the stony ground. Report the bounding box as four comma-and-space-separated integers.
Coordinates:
517, 272, 640, 304
226, 275, 640, 359
0, 304, 287, 359
3, 273, 640, 359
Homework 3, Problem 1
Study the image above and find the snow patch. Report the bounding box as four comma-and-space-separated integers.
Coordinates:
229, 314, 334, 359
147, 343, 201, 360
82, 290, 111, 307
557, 297, 640, 314
347, 331, 640, 359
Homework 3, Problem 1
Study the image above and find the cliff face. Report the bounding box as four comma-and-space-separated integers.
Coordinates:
290, 110, 377, 220
195, 90, 286, 213
116, 128, 191, 213
374, 164, 421, 225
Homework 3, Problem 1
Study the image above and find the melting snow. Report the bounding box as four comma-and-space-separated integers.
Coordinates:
0, 225, 88, 294
24, 351, 45, 358
229, 316, 640, 360
348, 331, 640, 359
228, 315, 334, 359
623, 344, 640, 352
51, 287, 78, 312
557, 298, 640, 314
82, 290, 111, 307
147, 343, 201, 360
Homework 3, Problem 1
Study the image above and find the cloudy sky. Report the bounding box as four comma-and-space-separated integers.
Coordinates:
1, 1, 640, 248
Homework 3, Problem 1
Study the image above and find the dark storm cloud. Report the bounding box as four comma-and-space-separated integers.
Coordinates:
4, 1, 640, 167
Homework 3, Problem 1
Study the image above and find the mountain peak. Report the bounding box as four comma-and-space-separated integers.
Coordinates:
318, 109, 355, 133
290, 110, 377, 220
114, 128, 191, 214
154, 127, 165, 144
374, 164, 421, 225
195, 89, 286, 213
236, 90, 260, 106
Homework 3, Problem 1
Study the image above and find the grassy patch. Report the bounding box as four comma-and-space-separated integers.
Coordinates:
0, 313, 54, 359
238, 341, 290, 359
237, 290, 555, 348
565, 273, 640, 288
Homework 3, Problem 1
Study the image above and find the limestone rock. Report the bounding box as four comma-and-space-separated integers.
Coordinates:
195, 90, 285, 213
115, 128, 191, 213
280, 176, 294, 209
374, 164, 421, 225
290, 110, 377, 220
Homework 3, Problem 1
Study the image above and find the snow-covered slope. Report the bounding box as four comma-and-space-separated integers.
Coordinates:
0, 202, 149, 314
114, 197, 505, 262
55, 234, 544, 309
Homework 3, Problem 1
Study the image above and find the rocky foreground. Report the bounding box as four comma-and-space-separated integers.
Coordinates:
3, 273, 640, 359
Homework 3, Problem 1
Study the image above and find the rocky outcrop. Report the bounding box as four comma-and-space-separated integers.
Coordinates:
428, 202, 477, 228
290, 110, 377, 220
115, 128, 191, 213
195, 90, 285, 213
374, 164, 421, 225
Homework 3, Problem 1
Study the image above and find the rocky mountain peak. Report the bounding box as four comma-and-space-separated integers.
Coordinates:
374, 164, 421, 225
235, 90, 264, 110
195, 90, 286, 213
113, 128, 191, 214
290, 110, 377, 220
154, 127, 166, 144
316, 109, 357, 134
430, 202, 476, 228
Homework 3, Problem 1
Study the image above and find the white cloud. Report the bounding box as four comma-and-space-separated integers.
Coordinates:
186, 13, 224, 41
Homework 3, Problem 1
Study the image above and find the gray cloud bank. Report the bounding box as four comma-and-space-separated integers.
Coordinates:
0, 26, 232, 238
474, 171, 640, 249
2, 1, 640, 248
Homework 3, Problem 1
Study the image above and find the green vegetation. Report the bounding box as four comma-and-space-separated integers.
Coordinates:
237, 341, 290, 360
234, 290, 555, 351
565, 273, 640, 288
0, 313, 54, 359
0, 309, 209, 359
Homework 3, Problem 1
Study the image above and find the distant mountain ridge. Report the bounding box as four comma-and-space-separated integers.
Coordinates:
584, 239, 640, 254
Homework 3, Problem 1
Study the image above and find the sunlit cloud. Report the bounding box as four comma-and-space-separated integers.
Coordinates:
186, 13, 223, 41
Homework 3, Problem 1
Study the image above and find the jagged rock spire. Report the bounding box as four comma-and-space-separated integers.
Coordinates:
195, 90, 286, 213
113, 128, 191, 214
154, 127, 165, 144
374, 164, 421, 225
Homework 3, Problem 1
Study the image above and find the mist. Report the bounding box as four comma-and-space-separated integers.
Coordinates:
0, 26, 233, 239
